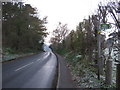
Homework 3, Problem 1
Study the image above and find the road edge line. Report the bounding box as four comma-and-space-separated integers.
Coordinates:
56, 60, 60, 88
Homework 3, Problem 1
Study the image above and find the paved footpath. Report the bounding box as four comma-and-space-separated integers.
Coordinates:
56, 54, 76, 88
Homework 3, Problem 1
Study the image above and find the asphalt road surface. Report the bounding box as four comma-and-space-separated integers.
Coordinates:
2, 52, 57, 88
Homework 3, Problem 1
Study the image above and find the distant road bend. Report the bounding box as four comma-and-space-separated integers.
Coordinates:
2, 51, 58, 88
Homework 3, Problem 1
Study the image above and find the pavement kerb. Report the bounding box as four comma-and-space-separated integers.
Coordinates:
52, 52, 61, 88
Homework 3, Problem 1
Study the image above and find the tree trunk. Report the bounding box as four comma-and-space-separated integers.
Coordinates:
105, 60, 112, 85
116, 63, 120, 88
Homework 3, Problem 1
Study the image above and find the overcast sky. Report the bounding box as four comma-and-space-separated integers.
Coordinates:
25, 0, 108, 44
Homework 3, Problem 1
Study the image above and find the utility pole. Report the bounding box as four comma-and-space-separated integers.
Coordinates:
97, 18, 104, 80
97, 21, 105, 80
0, 2, 2, 59
97, 5, 108, 79
0, 1, 2, 90
97, 28, 101, 80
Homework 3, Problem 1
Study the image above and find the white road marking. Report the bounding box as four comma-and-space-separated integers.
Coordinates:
14, 62, 34, 71
36, 52, 50, 62
14, 52, 50, 72
37, 59, 41, 61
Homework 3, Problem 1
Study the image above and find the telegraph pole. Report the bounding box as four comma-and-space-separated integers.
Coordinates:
97, 18, 104, 80
97, 27, 101, 80
0, 1, 2, 90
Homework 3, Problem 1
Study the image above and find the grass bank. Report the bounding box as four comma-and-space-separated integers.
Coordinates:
1, 48, 41, 62
57, 49, 115, 88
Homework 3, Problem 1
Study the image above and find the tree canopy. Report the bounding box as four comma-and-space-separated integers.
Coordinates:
2, 2, 48, 52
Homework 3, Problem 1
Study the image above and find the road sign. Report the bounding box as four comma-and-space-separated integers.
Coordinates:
100, 24, 111, 29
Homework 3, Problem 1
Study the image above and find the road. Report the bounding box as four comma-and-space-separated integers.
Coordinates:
2, 52, 57, 88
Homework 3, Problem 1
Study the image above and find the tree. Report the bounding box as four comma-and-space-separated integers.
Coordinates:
106, 1, 120, 87
50, 22, 69, 49
2, 2, 48, 52
106, 1, 120, 57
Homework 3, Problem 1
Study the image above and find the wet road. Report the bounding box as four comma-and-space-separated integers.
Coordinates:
2, 52, 57, 88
